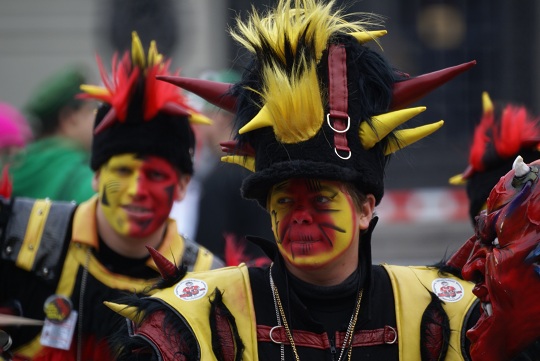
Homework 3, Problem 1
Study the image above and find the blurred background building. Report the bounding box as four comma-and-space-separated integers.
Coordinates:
1, 0, 538, 264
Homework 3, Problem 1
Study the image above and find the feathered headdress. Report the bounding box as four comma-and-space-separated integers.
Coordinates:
159, 0, 474, 206
80, 32, 211, 173
449, 91, 540, 221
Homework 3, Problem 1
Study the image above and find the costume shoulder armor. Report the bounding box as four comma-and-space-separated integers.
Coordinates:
149, 265, 258, 360
383, 264, 477, 361
0, 197, 77, 282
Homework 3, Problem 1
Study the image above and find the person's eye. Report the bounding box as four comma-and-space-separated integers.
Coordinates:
315, 195, 330, 204
114, 166, 133, 176
277, 197, 292, 204
147, 170, 167, 181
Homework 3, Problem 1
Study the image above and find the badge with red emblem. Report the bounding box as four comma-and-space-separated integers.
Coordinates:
175, 279, 208, 301
432, 278, 464, 302
40, 295, 77, 350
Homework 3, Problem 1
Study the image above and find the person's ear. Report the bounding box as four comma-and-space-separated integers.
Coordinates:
358, 194, 376, 231
175, 175, 191, 201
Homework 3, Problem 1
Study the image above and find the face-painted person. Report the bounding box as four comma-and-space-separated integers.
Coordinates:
0, 33, 223, 360
108, 1, 481, 360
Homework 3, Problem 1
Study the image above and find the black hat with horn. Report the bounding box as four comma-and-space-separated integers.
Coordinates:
159, 0, 475, 208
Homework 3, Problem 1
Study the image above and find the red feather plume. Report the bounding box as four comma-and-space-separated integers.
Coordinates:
469, 103, 540, 172
79, 37, 199, 134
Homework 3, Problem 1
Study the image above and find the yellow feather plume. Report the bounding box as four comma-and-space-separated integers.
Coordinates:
231, 0, 385, 144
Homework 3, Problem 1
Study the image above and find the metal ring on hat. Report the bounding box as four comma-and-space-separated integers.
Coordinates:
335, 147, 352, 160
326, 113, 350, 133
269, 325, 284, 344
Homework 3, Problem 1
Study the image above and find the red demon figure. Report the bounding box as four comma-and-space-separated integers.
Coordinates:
461, 156, 540, 361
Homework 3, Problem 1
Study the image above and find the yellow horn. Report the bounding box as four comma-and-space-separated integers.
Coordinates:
189, 113, 213, 125
147, 40, 160, 66
482, 91, 493, 114
104, 301, 143, 324
238, 105, 274, 134
348, 30, 388, 44
384, 120, 444, 155
449, 173, 467, 186
221, 155, 256, 172
80, 84, 110, 98
360, 107, 427, 149
131, 32, 146, 68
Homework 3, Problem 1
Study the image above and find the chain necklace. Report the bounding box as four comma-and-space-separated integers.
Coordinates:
269, 264, 363, 361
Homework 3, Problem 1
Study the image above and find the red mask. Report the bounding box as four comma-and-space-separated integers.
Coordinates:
98, 154, 180, 238
461, 159, 540, 361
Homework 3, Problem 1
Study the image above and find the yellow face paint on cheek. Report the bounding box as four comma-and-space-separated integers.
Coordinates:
269, 179, 358, 268
98, 154, 142, 236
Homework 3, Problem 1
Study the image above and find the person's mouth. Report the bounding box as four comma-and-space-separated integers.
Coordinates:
123, 205, 152, 217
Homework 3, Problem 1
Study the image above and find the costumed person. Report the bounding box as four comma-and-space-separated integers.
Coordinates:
451, 156, 540, 361
449, 91, 540, 224
9, 67, 97, 203
107, 1, 479, 360
0, 32, 223, 361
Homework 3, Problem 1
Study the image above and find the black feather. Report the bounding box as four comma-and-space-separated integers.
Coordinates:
420, 292, 450, 361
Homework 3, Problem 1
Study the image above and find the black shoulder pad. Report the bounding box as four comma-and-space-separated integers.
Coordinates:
1, 197, 77, 282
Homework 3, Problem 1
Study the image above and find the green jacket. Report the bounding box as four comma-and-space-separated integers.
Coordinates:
10, 136, 95, 203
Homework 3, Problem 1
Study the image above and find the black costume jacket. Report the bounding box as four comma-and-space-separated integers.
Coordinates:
114, 220, 479, 361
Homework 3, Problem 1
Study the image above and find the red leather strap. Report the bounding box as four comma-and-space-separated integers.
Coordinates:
258, 324, 398, 349
327, 44, 350, 158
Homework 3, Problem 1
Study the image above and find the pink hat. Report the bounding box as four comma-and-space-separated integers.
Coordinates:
0, 102, 32, 148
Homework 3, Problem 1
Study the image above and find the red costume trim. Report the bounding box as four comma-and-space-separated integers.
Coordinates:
257, 324, 397, 349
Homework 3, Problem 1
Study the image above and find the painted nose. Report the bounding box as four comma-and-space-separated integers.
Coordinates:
292, 208, 312, 224
127, 172, 148, 199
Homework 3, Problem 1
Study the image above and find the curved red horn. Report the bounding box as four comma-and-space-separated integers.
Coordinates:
220, 140, 256, 156
391, 60, 476, 110
146, 246, 180, 281
161, 102, 190, 117
157, 76, 238, 114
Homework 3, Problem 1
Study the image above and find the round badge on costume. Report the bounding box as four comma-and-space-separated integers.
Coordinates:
43, 295, 73, 323
432, 278, 464, 302
175, 278, 208, 301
